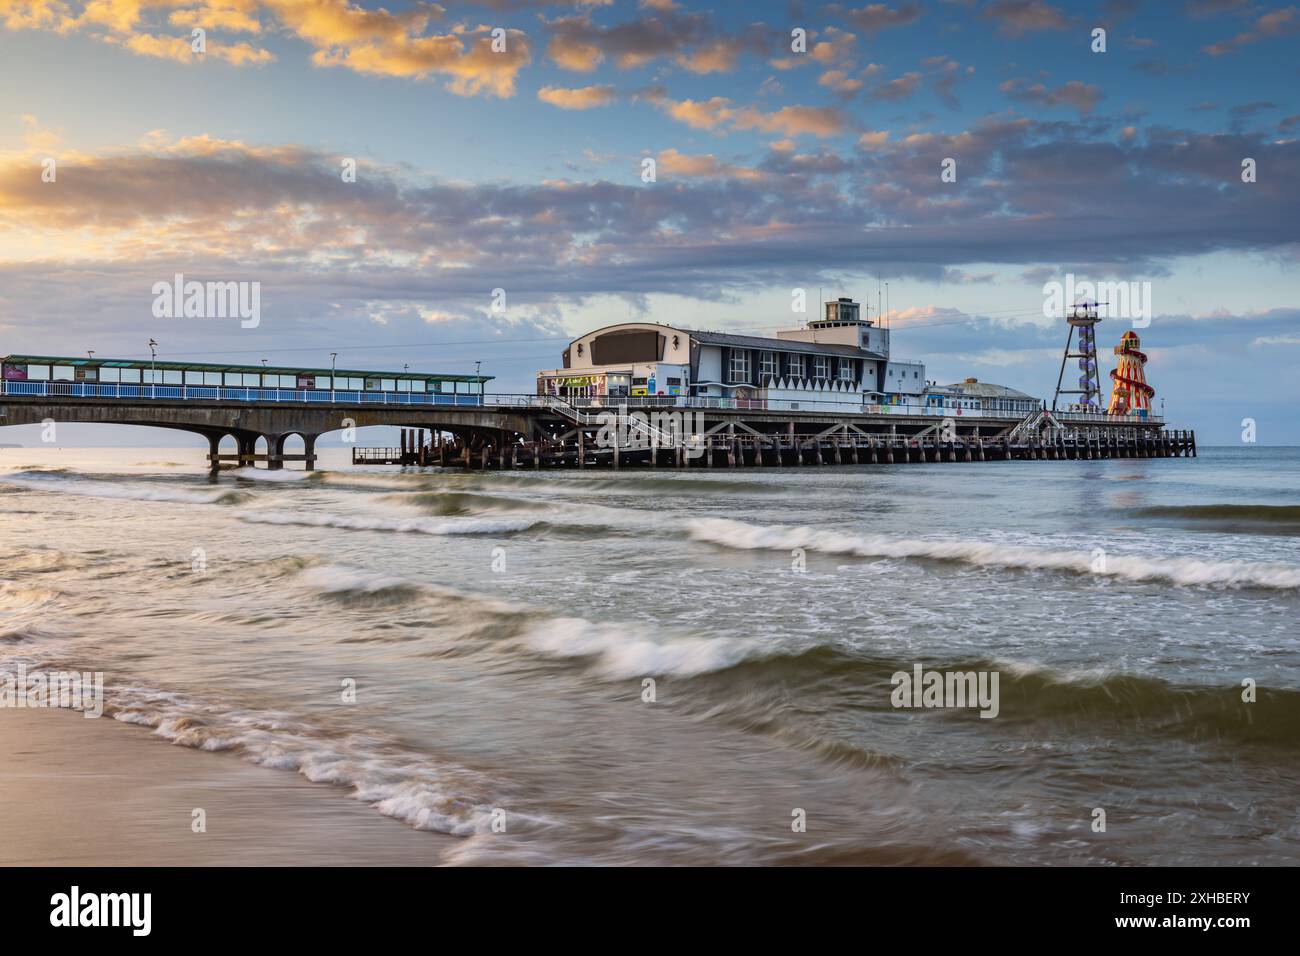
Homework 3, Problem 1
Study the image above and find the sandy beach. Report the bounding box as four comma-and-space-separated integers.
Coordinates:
0, 708, 452, 866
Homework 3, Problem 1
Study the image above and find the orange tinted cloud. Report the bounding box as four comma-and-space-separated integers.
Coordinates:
537, 84, 617, 109
0, 0, 533, 96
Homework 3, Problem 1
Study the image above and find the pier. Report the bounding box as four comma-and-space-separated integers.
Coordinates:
365, 399, 1195, 470
1, 346, 1196, 473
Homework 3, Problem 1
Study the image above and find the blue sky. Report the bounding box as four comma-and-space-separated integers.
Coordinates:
0, 0, 1298, 444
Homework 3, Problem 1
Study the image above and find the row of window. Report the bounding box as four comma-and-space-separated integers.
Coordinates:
4, 364, 483, 394
927, 395, 1035, 413
729, 350, 857, 384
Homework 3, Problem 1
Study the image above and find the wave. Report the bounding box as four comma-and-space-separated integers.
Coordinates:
0, 549, 91, 574
521, 616, 781, 679
0, 584, 60, 614
384, 490, 541, 517
0, 471, 245, 505
237, 510, 540, 536
687, 517, 1300, 590
230, 467, 319, 483
1136, 504, 1300, 534
677, 644, 1300, 748
94, 684, 511, 837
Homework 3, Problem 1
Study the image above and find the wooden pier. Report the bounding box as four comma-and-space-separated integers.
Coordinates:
368, 418, 1197, 471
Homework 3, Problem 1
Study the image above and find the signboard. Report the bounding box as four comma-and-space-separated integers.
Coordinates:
3, 365, 26, 381
297, 374, 315, 389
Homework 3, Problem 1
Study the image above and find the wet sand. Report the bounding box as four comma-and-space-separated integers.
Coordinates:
0, 708, 452, 866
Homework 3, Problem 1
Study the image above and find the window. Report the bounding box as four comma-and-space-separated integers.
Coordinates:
52, 365, 75, 381
728, 349, 750, 383
185, 371, 204, 385
204, 372, 222, 386
397, 380, 411, 392
787, 354, 805, 379
441, 381, 454, 393
381, 379, 396, 392
759, 351, 778, 378
99, 367, 120, 383
26, 364, 49, 380
344, 377, 363, 390
120, 368, 141, 384
162, 370, 183, 385
838, 360, 856, 382
813, 356, 830, 380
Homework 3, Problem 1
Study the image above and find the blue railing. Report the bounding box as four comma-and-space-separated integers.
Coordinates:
0, 380, 485, 406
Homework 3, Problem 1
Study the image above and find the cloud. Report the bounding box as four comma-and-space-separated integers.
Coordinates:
872, 71, 923, 102
544, 9, 769, 74
979, 0, 1070, 36
537, 84, 617, 109
837, 2, 923, 33
0, 1, 533, 97
652, 94, 846, 137
655, 148, 765, 181
1000, 78, 1104, 115
1202, 6, 1300, 56
4, 119, 1297, 296
924, 56, 974, 110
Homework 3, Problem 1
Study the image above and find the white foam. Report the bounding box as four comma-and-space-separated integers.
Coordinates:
101, 685, 506, 837
296, 564, 407, 594
687, 517, 1300, 590
230, 467, 316, 482
0, 472, 238, 505
237, 510, 538, 536
521, 617, 771, 678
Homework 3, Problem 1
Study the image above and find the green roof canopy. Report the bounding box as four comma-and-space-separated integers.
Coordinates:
0, 354, 492, 383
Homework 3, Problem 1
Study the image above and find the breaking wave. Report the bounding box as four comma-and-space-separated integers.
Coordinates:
687, 517, 1300, 590
0, 471, 245, 505
520, 617, 780, 679
237, 510, 540, 536
97, 684, 510, 837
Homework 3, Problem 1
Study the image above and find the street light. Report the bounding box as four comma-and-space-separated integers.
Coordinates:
148, 339, 158, 397
330, 352, 338, 403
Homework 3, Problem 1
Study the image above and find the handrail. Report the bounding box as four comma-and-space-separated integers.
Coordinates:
0, 380, 485, 407
1, 380, 1167, 426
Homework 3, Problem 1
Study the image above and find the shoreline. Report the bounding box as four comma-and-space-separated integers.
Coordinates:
0, 707, 453, 866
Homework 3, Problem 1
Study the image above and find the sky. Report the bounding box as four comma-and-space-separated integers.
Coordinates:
0, 0, 1298, 445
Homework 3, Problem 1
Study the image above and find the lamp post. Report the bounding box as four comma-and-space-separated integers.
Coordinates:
330, 352, 337, 403
148, 339, 158, 398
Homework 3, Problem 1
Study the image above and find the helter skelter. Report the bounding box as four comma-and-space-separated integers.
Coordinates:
1107, 330, 1155, 417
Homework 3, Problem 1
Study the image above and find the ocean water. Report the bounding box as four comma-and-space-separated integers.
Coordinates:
1, 444, 1298, 865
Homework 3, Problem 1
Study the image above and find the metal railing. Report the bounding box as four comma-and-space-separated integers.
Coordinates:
0, 380, 486, 407
1, 380, 1166, 426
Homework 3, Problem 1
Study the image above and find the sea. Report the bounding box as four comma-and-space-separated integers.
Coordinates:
1, 444, 1297, 865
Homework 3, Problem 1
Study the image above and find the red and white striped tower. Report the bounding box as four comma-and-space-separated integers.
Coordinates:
1107, 330, 1155, 416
